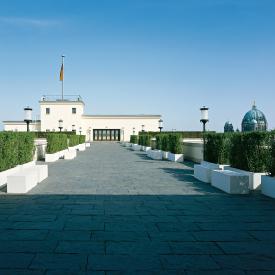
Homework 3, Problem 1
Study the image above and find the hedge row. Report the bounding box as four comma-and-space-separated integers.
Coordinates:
46, 134, 68, 154
34, 131, 76, 138
133, 133, 182, 154
79, 135, 86, 144
46, 134, 86, 153
205, 132, 275, 173
168, 133, 183, 154
139, 131, 215, 139
204, 133, 231, 165
0, 132, 35, 172
138, 135, 151, 147
130, 135, 138, 144
271, 140, 275, 176
68, 135, 80, 147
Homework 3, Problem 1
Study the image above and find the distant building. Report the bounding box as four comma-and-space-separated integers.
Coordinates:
241, 103, 267, 132
2, 95, 161, 142
224, 121, 234, 133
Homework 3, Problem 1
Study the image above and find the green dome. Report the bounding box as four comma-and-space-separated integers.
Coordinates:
241, 104, 267, 132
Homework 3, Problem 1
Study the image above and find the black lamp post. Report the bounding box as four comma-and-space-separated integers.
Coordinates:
79, 127, 82, 135
58, 119, 63, 132
141, 124, 145, 132
200, 106, 209, 159
24, 107, 32, 132
133, 127, 136, 135
72, 124, 76, 132
158, 119, 163, 132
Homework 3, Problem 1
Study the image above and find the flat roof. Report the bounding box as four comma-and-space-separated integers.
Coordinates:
3, 120, 41, 124
82, 115, 161, 118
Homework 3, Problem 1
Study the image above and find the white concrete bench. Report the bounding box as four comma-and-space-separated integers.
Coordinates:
211, 169, 249, 194
7, 163, 48, 193
77, 143, 86, 151
45, 152, 60, 162
194, 161, 228, 183
132, 144, 142, 151
36, 165, 48, 182
143, 146, 151, 152
7, 167, 38, 193
148, 150, 162, 160
162, 151, 169, 160
224, 166, 265, 190
168, 152, 184, 162
0, 166, 21, 188
64, 149, 76, 160
85, 143, 91, 148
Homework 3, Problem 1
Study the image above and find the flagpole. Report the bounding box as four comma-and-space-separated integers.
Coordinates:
61, 55, 65, 100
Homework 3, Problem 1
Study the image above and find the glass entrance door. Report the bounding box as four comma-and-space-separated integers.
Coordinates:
93, 129, 120, 141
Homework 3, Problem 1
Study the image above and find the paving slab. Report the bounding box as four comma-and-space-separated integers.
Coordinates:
0, 143, 274, 273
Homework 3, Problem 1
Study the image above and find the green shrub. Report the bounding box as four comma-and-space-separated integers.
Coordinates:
0, 132, 34, 172
17, 133, 35, 164
204, 133, 231, 164
143, 135, 151, 147
168, 133, 183, 154
270, 140, 275, 177
68, 135, 79, 147
46, 134, 68, 154
230, 132, 271, 173
79, 135, 86, 144
156, 134, 163, 150
130, 135, 138, 144
161, 134, 169, 151
34, 131, 76, 138
139, 131, 215, 139
138, 135, 144, 146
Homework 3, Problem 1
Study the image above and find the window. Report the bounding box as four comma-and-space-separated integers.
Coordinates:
72, 108, 76, 114
46, 108, 50, 114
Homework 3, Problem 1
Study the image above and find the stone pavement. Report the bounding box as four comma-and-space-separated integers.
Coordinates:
0, 142, 275, 274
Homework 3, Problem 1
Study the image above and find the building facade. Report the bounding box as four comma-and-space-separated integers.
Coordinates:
3, 96, 161, 141
241, 104, 268, 132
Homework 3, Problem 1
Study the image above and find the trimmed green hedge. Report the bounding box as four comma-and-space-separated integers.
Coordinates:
156, 134, 162, 150
270, 140, 275, 176
168, 133, 183, 154
204, 133, 231, 164
161, 134, 169, 152
79, 135, 86, 144
0, 132, 35, 172
34, 131, 76, 138
68, 135, 79, 147
230, 132, 271, 173
205, 131, 274, 173
46, 134, 68, 154
130, 135, 138, 144
139, 131, 215, 139
143, 135, 151, 147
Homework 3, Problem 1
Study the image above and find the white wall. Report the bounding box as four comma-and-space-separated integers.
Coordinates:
40, 101, 84, 132
82, 116, 160, 141
4, 122, 40, 132
3, 100, 161, 140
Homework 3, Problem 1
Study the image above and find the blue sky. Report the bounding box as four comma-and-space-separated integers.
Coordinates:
0, 0, 275, 131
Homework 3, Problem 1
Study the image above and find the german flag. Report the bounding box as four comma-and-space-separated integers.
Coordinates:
59, 63, 64, 81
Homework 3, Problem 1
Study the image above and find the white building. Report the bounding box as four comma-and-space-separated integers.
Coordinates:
3, 95, 161, 141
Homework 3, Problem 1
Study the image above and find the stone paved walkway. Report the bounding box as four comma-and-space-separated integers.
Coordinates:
0, 143, 275, 274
